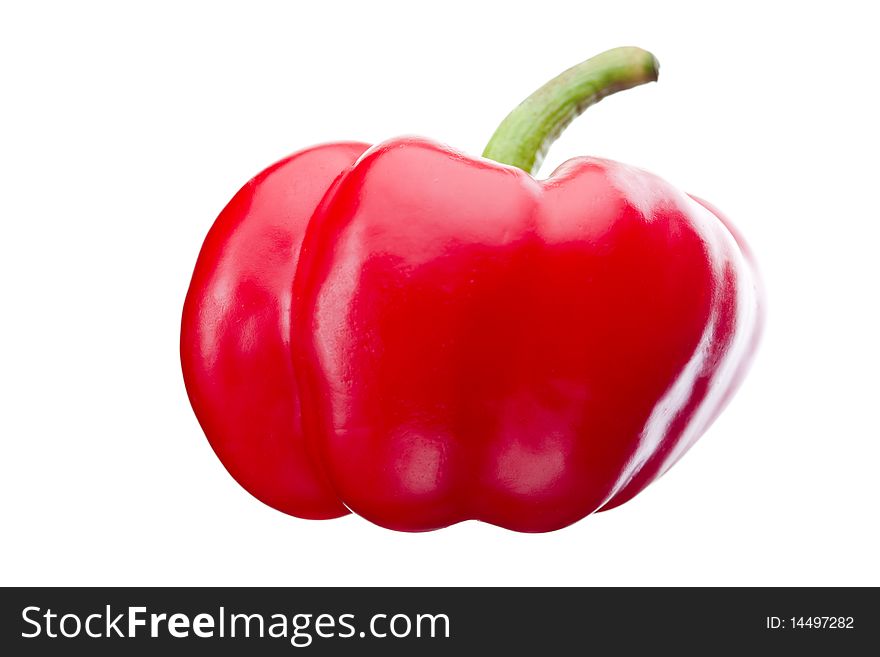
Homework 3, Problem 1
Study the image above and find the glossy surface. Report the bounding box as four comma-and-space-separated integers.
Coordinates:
181, 142, 368, 518
292, 137, 761, 532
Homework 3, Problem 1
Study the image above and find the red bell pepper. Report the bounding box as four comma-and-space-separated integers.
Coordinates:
181, 47, 762, 532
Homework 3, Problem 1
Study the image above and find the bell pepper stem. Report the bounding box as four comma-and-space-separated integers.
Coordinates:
482, 47, 659, 176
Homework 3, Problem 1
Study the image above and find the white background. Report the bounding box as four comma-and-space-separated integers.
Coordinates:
2, 1, 878, 586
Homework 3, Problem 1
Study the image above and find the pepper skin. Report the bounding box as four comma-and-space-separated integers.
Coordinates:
181, 47, 762, 532
181, 142, 367, 518
292, 139, 761, 532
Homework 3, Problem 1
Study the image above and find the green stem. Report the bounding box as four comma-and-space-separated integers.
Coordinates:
482, 47, 659, 175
